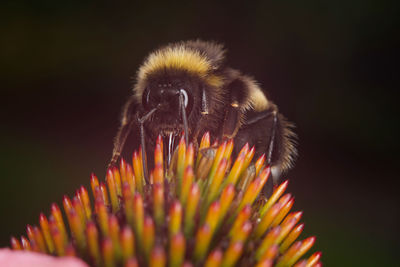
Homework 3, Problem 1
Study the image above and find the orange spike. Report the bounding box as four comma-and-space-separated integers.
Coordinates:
149, 170, 154, 184
10, 237, 22, 250
275, 217, 301, 246
184, 183, 200, 237
223, 139, 234, 159
294, 260, 307, 267
122, 185, 134, 229
150, 246, 166, 267
169, 201, 182, 238
199, 132, 210, 150
153, 183, 164, 227
122, 182, 133, 201
121, 226, 135, 261
78, 186, 92, 220
237, 167, 270, 211
260, 180, 289, 216
72, 196, 86, 228
306, 252, 322, 267
282, 211, 303, 226
50, 219, 65, 256
259, 245, 279, 263
107, 169, 119, 212
120, 158, 128, 184
194, 224, 212, 261
64, 243, 75, 257
169, 233, 185, 267
26, 225, 35, 244
39, 213, 54, 253
271, 198, 294, 227
68, 209, 86, 252
243, 145, 256, 170
153, 163, 164, 186
204, 249, 222, 267
102, 238, 114, 267
100, 182, 110, 206
95, 198, 109, 236
185, 143, 195, 169
256, 226, 281, 260
204, 201, 221, 234
154, 143, 164, 169
231, 221, 252, 243
218, 184, 236, 225
254, 202, 282, 238
182, 262, 194, 267
112, 166, 122, 196
176, 136, 187, 193
87, 221, 101, 266
196, 132, 211, 168
90, 173, 100, 199
255, 154, 266, 176
109, 214, 122, 258
277, 237, 316, 267
206, 158, 228, 205
280, 223, 304, 253
33, 226, 47, 253
225, 145, 248, 186
157, 134, 164, 153
154, 138, 164, 166
208, 141, 227, 181
125, 258, 139, 267
230, 205, 251, 237
20, 236, 31, 251
221, 242, 244, 267
255, 259, 273, 267
132, 151, 144, 193
195, 148, 215, 181
133, 193, 144, 242
180, 166, 194, 205
125, 163, 135, 193
62, 195, 73, 214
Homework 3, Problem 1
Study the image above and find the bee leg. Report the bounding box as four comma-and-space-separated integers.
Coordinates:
233, 107, 296, 196
110, 97, 138, 168
137, 108, 158, 183
179, 90, 189, 144
264, 111, 278, 196
266, 111, 277, 165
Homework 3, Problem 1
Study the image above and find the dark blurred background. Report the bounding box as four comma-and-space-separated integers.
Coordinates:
1, 1, 398, 266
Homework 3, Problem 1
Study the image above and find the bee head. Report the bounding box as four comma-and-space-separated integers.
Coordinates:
134, 41, 226, 140
141, 73, 196, 135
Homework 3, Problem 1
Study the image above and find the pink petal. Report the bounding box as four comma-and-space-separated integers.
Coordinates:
0, 249, 89, 267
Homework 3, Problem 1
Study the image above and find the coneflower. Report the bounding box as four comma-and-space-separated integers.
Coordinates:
10, 133, 321, 267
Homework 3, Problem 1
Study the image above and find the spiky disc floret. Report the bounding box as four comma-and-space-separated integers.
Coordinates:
11, 133, 321, 267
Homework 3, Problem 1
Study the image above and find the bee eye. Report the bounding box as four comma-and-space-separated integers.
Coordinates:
142, 87, 193, 115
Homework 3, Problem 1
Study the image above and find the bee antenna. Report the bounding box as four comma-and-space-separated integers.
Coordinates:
138, 107, 157, 183
179, 90, 189, 144
201, 88, 209, 115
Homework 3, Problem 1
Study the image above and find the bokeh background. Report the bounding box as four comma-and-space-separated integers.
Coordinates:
1, 1, 398, 266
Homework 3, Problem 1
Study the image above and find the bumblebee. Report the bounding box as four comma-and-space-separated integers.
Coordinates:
110, 40, 296, 185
